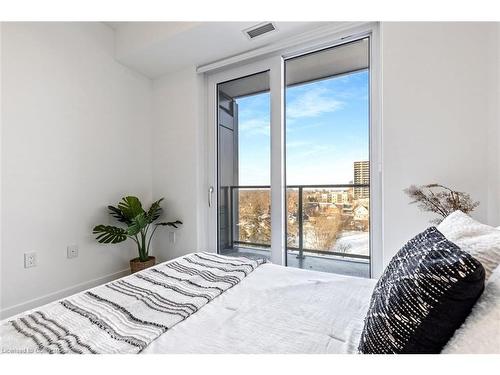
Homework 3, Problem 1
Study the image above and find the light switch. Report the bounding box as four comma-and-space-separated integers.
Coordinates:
67, 245, 79, 259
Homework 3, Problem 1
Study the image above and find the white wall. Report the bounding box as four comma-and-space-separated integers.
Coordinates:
0, 23, 4, 314
381, 22, 500, 264
496, 23, 500, 225
490, 22, 500, 227
1, 22, 499, 317
1, 23, 153, 317
151, 66, 206, 262
148, 22, 500, 270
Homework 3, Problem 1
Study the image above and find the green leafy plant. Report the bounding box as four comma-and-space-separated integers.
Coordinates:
93, 196, 182, 262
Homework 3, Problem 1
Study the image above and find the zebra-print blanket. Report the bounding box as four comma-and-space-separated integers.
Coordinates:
0, 252, 265, 354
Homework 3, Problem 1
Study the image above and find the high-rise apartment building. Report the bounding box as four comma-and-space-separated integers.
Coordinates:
354, 161, 370, 198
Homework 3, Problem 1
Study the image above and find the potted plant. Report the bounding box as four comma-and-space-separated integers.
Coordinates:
93, 196, 182, 273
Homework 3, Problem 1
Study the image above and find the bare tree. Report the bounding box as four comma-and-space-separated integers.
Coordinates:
286, 190, 299, 247
307, 215, 340, 250
334, 241, 352, 255
238, 190, 271, 245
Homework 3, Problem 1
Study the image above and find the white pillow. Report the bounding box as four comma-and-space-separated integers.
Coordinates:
437, 210, 500, 280
442, 265, 500, 354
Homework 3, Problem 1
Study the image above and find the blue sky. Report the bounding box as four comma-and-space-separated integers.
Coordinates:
237, 70, 369, 186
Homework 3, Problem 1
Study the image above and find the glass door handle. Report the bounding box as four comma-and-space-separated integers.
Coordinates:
208, 186, 214, 207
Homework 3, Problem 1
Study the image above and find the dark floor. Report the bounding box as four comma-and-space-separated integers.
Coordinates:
221, 247, 370, 278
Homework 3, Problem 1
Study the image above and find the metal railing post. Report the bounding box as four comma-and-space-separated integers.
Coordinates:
228, 186, 233, 249
297, 186, 305, 259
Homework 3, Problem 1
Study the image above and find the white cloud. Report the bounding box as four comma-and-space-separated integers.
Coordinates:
286, 140, 310, 149
238, 165, 270, 186
239, 119, 270, 136
286, 159, 353, 186
287, 87, 344, 119
287, 144, 331, 159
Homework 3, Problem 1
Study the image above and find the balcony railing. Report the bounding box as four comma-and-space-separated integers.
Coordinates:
221, 184, 370, 261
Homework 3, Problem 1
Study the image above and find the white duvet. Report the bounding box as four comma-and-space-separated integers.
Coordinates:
3, 258, 498, 354
143, 263, 376, 354
0, 260, 376, 354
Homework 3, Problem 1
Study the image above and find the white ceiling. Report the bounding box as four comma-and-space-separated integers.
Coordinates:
106, 22, 332, 78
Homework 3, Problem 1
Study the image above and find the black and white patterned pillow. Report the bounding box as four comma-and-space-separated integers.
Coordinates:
358, 227, 485, 354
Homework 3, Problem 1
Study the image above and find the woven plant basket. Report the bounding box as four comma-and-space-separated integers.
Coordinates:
130, 256, 156, 274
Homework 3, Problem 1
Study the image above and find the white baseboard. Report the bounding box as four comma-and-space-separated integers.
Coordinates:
0, 268, 130, 320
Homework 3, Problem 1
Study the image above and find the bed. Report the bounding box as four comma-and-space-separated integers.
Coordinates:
1, 253, 375, 354
2, 248, 499, 354
143, 261, 375, 354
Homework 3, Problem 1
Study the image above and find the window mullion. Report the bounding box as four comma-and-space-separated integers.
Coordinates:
269, 56, 286, 265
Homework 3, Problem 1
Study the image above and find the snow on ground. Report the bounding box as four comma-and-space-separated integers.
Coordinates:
331, 231, 369, 256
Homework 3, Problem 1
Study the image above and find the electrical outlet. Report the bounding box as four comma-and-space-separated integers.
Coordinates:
67, 245, 79, 259
24, 252, 37, 268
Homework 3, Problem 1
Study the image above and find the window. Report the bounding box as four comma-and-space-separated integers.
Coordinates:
207, 29, 380, 277
285, 38, 371, 277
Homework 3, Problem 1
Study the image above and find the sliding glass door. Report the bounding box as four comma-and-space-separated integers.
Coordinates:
207, 30, 380, 277
285, 38, 371, 277
216, 71, 272, 260
207, 56, 285, 265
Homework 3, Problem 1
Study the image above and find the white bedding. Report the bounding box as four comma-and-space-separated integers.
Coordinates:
143, 263, 376, 354
1, 260, 376, 354
5, 254, 496, 354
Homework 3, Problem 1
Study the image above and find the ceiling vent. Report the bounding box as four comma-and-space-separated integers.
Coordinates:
243, 22, 277, 40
